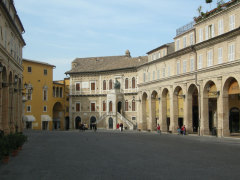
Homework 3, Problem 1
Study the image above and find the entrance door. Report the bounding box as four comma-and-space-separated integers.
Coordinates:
118, 102, 122, 114
65, 117, 69, 130
167, 118, 170, 132
90, 116, 96, 130
109, 118, 113, 129
42, 121, 48, 130
192, 106, 198, 132
229, 108, 240, 133
75, 116, 81, 129
178, 118, 183, 128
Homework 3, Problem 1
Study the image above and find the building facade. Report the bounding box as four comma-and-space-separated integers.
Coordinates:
22, 59, 69, 131
0, 0, 25, 134
67, 0, 240, 137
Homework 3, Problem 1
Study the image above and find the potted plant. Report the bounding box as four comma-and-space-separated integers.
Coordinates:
0, 136, 11, 163
7, 133, 18, 157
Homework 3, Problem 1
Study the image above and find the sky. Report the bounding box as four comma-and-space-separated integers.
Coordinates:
14, 0, 220, 80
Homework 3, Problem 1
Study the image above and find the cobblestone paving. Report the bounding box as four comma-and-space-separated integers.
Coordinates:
1, 130, 240, 180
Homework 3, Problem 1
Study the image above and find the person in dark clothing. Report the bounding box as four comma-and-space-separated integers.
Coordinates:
120, 123, 123, 132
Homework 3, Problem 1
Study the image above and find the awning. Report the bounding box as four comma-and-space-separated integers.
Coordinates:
41, 115, 52, 121
23, 115, 36, 122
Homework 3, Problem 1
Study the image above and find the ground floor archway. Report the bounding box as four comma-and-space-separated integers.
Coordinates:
229, 107, 240, 133
90, 116, 96, 130
75, 116, 81, 129
109, 117, 113, 129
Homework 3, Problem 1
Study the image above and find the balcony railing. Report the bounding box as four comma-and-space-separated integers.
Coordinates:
176, 21, 195, 36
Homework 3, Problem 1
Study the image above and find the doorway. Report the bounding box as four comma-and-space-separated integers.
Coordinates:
229, 107, 240, 133
109, 117, 113, 129
118, 102, 122, 114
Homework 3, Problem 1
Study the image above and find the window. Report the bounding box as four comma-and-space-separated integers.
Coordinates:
76, 103, 80, 112
157, 70, 160, 79
125, 78, 128, 89
177, 61, 180, 75
207, 50, 213, 67
183, 60, 187, 73
158, 52, 161, 59
109, 101, 112, 112
151, 54, 154, 61
109, 79, 112, 90
27, 88, 32, 100
43, 106, 47, 112
208, 24, 215, 38
75, 83, 80, 91
132, 100, 136, 111
162, 68, 165, 78
183, 36, 187, 48
43, 90, 47, 101
218, 19, 224, 35
53, 87, 55, 97
199, 28, 203, 42
125, 100, 128, 111
60, 88, 63, 98
91, 103, 95, 112
168, 66, 171, 77
205, 26, 208, 40
143, 73, 146, 82
176, 39, 180, 50
190, 33, 194, 45
56, 87, 59, 97
163, 50, 166, 56
27, 105, 31, 112
103, 80, 106, 90
218, 48, 223, 64
132, 117, 136, 121
190, 58, 194, 72
90, 82, 95, 91
132, 77, 135, 89
103, 101, 106, 111
229, 14, 235, 31
198, 54, 203, 69
153, 71, 155, 80
228, 44, 235, 61
44, 69, 47, 75
27, 66, 32, 73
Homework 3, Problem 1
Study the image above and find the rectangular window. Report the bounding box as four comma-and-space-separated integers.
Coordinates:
218, 19, 224, 35
190, 33, 194, 45
158, 52, 161, 59
132, 116, 136, 121
153, 71, 155, 80
44, 69, 47, 75
43, 90, 47, 101
198, 54, 203, 69
168, 66, 171, 77
76, 103, 80, 112
157, 70, 160, 79
205, 26, 208, 40
43, 106, 47, 112
207, 50, 213, 67
151, 54, 154, 61
75, 83, 80, 91
163, 50, 166, 56
229, 15, 235, 31
183, 36, 187, 48
90, 82, 95, 91
162, 68, 165, 78
27, 105, 31, 112
176, 39, 180, 50
190, 58, 194, 72
228, 44, 235, 61
143, 73, 146, 82
199, 28, 203, 42
27, 66, 32, 73
91, 103, 95, 112
183, 60, 187, 73
177, 61, 180, 75
148, 72, 150, 81
27, 89, 32, 100
218, 48, 223, 64
103, 101, 106, 111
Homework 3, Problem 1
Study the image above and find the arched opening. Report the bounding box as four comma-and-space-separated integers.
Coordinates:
173, 86, 184, 132
109, 117, 113, 129
53, 102, 64, 130
151, 91, 159, 131
229, 108, 240, 133
75, 116, 81, 129
142, 92, 148, 130
118, 101, 122, 114
90, 116, 96, 130
203, 81, 218, 135
188, 84, 199, 134
162, 88, 170, 132
132, 77, 136, 89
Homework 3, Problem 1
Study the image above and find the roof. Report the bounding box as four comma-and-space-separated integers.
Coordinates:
146, 43, 174, 54
66, 55, 147, 74
23, 58, 56, 67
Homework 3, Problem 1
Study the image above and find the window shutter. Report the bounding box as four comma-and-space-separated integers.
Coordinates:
205, 26, 208, 40
228, 45, 232, 61
212, 24, 215, 38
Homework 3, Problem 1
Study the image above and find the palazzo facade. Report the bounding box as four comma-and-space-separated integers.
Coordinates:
67, 0, 240, 137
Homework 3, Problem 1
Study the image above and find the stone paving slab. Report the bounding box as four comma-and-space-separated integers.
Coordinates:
0, 130, 240, 180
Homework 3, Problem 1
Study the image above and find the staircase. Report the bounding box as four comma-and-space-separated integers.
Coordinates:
97, 113, 107, 124
117, 112, 135, 130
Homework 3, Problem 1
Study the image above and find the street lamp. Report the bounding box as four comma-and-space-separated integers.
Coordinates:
174, 91, 186, 99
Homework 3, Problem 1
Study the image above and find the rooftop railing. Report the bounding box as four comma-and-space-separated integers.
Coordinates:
176, 21, 195, 36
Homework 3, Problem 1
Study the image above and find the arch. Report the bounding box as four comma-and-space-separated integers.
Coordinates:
132, 77, 136, 89
2, 66, 7, 82
53, 102, 64, 130
187, 84, 199, 133
173, 86, 184, 131
90, 116, 96, 130
151, 90, 159, 131
108, 117, 113, 129
75, 116, 81, 129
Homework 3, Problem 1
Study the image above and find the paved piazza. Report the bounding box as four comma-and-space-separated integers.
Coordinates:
1, 130, 240, 180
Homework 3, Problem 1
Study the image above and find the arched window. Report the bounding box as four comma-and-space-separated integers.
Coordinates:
125, 100, 128, 111
103, 101, 106, 111
132, 77, 136, 89
132, 100, 136, 111
103, 80, 106, 90
109, 101, 112, 112
109, 79, 112, 90
125, 78, 128, 89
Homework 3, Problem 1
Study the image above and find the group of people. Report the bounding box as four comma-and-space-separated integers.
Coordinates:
78, 122, 97, 132
177, 125, 186, 135
116, 123, 124, 132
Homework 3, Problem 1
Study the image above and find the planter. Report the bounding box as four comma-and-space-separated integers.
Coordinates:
2, 155, 10, 164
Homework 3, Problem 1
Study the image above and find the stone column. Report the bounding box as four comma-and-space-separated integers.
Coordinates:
137, 93, 142, 130
200, 91, 209, 136
170, 87, 177, 133
160, 93, 167, 132
3, 84, 9, 134
148, 91, 153, 131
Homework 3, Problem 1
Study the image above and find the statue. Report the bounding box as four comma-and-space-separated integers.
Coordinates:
114, 80, 120, 89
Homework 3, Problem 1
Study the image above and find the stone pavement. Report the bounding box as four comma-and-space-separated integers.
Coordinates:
1, 130, 240, 180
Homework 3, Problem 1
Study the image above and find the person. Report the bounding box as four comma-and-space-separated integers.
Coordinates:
157, 124, 161, 134
181, 125, 186, 135
120, 123, 123, 132
78, 122, 82, 131
116, 123, 120, 130
177, 126, 181, 135
94, 123, 97, 132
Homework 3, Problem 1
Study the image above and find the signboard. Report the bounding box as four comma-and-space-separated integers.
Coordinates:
82, 82, 89, 89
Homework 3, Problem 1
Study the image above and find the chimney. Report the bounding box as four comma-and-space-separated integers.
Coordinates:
125, 50, 131, 57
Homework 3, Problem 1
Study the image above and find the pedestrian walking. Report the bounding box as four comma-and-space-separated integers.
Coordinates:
177, 126, 181, 135
181, 125, 186, 135
157, 124, 161, 134
116, 123, 120, 130
94, 123, 97, 132
120, 123, 123, 132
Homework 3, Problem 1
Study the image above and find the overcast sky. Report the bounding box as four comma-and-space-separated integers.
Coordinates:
14, 0, 219, 80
